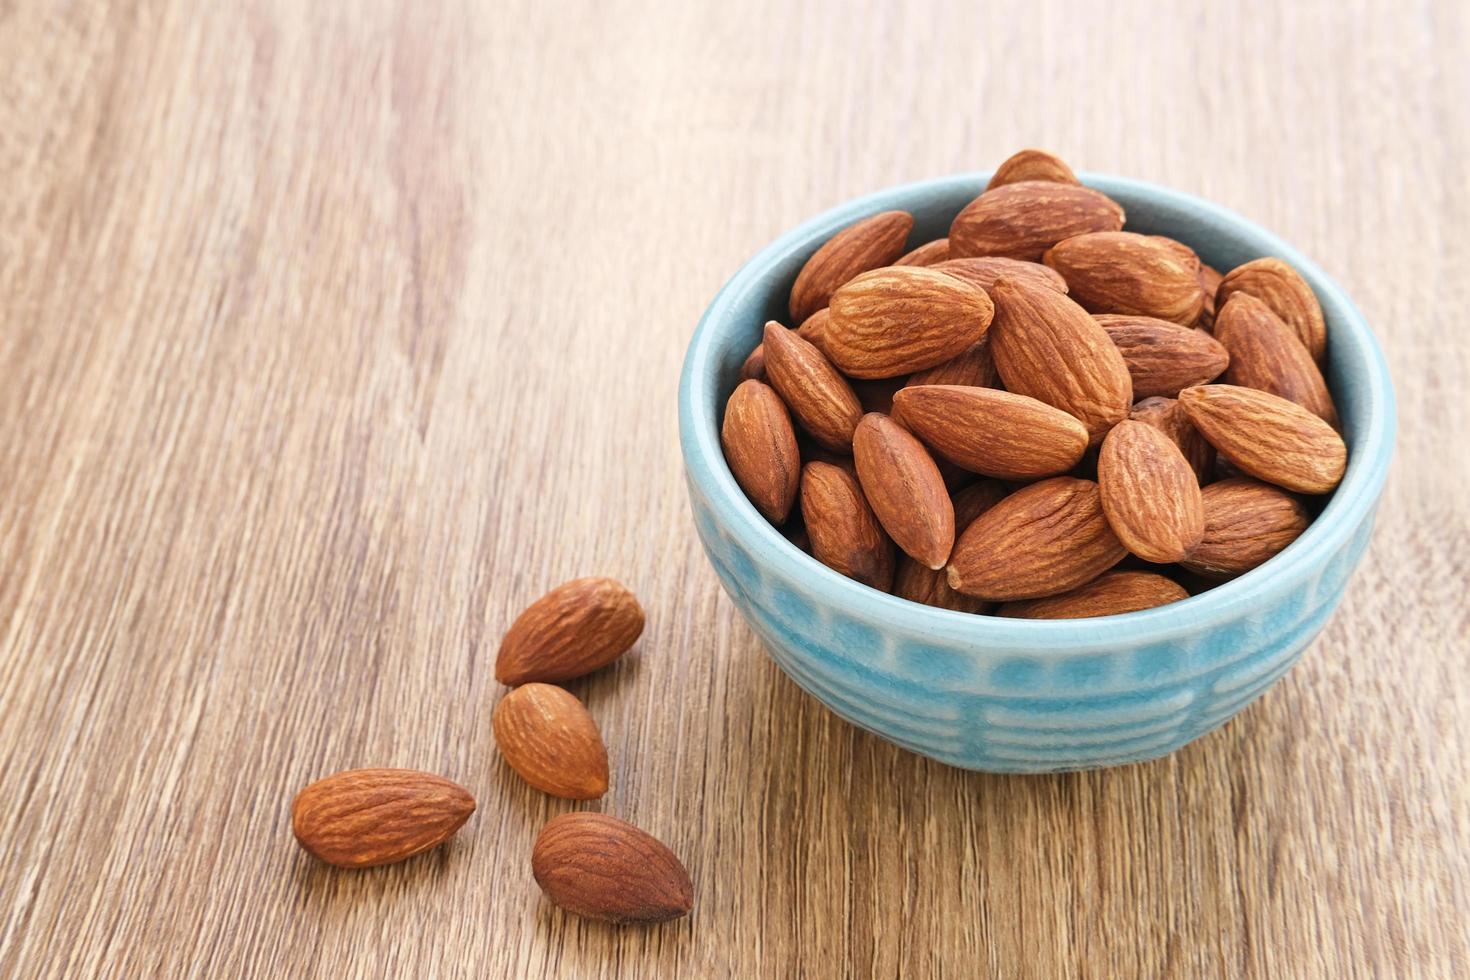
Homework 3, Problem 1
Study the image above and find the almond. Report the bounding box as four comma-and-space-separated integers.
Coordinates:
997, 571, 1189, 619
720, 379, 800, 523
894, 238, 951, 267
1197, 263, 1224, 329
761, 321, 864, 451
950, 478, 1009, 530
949, 181, 1125, 260
892, 384, 1088, 480
985, 148, 1080, 191
795, 307, 832, 355
904, 340, 997, 389
492, 684, 609, 800
496, 577, 646, 685
852, 413, 954, 569
932, 256, 1069, 294
1213, 292, 1338, 425
1216, 257, 1326, 361
1129, 396, 1215, 482
291, 769, 475, 868
988, 278, 1133, 446
1147, 235, 1202, 272
532, 813, 693, 924
1042, 232, 1206, 325
789, 210, 914, 322
946, 477, 1126, 601
738, 344, 765, 382
800, 461, 895, 590
1180, 478, 1312, 578
851, 376, 905, 416
1179, 385, 1346, 494
1095, 314, 1229, 398
825, 266, 994, 379
1097, 420, 1205, 563
892, 556, 990, 613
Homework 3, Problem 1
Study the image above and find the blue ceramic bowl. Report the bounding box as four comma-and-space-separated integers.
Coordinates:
678, 173, 1395, 773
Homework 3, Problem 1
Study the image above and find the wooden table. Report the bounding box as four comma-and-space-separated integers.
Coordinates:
3, 1, 1467, 976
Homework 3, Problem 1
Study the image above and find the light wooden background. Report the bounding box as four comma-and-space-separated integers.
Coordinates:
2, 1, 1467, 976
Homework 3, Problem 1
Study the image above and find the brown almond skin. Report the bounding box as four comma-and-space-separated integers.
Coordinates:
720, 379, 800, 524
892, 556, 991, 613
893, 238, 951, 267
532, 813, 693, 924
985, 148, 1080, 190
1179, 385, 1347, 494
825, 266, 994, 379
892, 384, 1088, 481
850, 376, 905, 416
1197, 264, 1224, 329
1042, 232, 1206, 325
761, 321, 864, 452
1213, 293, 1338, 425
1095, 315, 1230, 398
795, 307, 832, 355
800, 461, 895, 590
949, 181, 1124, 261
789, 210, 914, 322
932, 256, 1069, 294
951, 478, 1009, 531
1180, 478, 1311, 578
988, 278, 1133, 447
492, 684, 609, 800
1216, 257, 1327, 361
998, 571, 1189, 619
905, 340, 997, 389
946, 477, 1127, 601
1130, 396, 1215, 483
1148, 235, 1202, 272
291, 769, 476, 869
496, 578, 646, 685
1097, 420, 1206, 563
852, 414, 954, 569
738, 344, 765, 382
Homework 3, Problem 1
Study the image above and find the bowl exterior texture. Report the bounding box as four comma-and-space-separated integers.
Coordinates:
680, 174, 1394, 773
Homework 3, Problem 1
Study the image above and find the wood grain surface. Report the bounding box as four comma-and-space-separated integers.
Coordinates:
2, 1, 1468, 976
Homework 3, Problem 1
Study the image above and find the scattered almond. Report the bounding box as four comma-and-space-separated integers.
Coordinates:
950, 478, 1009, 530
1129, 396, 1215, 483
933, 256, 1069, 294
904, 340, 998, 389
532, 813, 693, 924
493, 684, 609, 800
496, 577, 646, 685
893, 556, 990, 613
291, 769, 476, 869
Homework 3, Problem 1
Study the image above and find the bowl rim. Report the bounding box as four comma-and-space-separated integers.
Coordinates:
678, 172, 1396, 654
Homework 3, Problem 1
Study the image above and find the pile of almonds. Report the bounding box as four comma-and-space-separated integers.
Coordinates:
723, 149, 1347, 618
291, 577, 694, 925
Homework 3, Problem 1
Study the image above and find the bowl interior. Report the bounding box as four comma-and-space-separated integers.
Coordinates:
679, 173, 1395, 654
